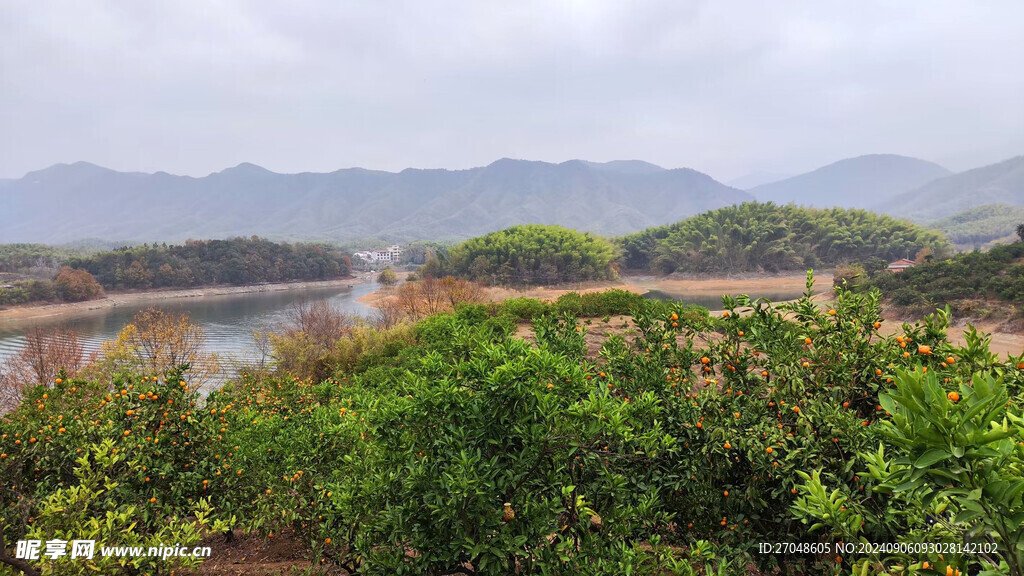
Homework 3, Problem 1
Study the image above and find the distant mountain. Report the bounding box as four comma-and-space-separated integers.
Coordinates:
749, 154, 951, 209
727, 171, 792, 190
876, 155, 1024, 222
927, 203, 1024, 249
0, 159, 751, 244
579, 160, 666, 174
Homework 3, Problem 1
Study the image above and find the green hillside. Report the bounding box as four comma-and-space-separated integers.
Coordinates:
870, 241, 1024, 311
440, 224, 617, 285
619, 202, 951, 274
927, 203, 1024, 249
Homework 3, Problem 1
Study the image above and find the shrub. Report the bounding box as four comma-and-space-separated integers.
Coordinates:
53, 267, 103, 302
4, 277, 1024, 575
376, 268, 397, 287
442, 224, 618, 285
499, 297, 550, 320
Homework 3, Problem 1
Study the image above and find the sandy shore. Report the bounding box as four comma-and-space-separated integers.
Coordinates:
0, 273, 373, 322
358, 273, 818, 308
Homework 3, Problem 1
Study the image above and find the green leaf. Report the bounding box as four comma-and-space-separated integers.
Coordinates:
914, 449, 951, 468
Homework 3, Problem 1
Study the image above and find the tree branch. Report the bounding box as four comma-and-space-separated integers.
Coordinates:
0, 530, 42, 576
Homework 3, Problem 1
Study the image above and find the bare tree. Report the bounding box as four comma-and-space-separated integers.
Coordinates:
418, 276, 446, 315
251, 330, 274, 372
88, 308, 221, 386
285, 300, 351, 351
371, 297, 405, 328
392, 276, 486, 320
0, 326, 88, 413
395, 282, 421, 317
440, 277, 485, 308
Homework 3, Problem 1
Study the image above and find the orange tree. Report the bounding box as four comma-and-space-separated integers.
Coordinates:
204, 311, 682, 575
6, 272, 1024, 575
0, 367, 231, 575
591, 272, 995, 574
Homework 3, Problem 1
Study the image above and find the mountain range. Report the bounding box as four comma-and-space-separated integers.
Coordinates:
875, 155, 1024, 222
3, 153, 1024, 246
0, 159, 750, 244
748, 154, 952, 209
726, 171, 793, 190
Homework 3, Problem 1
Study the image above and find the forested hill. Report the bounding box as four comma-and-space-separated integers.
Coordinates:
65, 237, 352, 289
926, 204, 1024, 250
0, 159, 750, 244
438, 225, 618, 285
618, 202, 951, 274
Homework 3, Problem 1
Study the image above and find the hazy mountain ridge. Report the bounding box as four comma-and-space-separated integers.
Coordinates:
727, 171, 793, 190
749, 154, 951, 209
926, 203, 1024, 249
876, 156, 1024, 222
0, 159, 751, 244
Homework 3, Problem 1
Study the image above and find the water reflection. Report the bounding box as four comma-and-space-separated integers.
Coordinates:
0, 281, 379, 367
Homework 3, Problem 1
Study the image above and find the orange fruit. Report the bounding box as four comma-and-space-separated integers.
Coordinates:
723, 442, 732, 450
918, 345, 932, 355
765, 447, 773, 453
947, 391, 960, 402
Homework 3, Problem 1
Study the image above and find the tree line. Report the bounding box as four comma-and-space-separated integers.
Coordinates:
617, 202, 952, 274
0, 237, 352, 306
65, 237, 352, 290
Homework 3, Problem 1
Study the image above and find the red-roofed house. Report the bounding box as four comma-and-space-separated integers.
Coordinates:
886, 258, 917, 273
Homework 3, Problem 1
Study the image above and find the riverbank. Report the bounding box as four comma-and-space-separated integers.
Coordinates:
357, 272, 818, 309
0, 273, 374, 322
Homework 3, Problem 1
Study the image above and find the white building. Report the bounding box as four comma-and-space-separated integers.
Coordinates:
354, 245, 403, 264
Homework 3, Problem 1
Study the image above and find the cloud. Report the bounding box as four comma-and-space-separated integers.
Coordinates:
1, 0, 1022, 180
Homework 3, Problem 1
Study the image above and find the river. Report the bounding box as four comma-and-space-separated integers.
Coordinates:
0, 281, 380, 371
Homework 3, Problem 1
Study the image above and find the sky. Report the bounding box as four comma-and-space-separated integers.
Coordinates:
2, 1, 1023, 183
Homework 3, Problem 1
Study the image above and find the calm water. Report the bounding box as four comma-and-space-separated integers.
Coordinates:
0, 282, 806, 380
0, 281, 379, 369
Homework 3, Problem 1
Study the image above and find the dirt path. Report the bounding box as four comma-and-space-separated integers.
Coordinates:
877, 313, 1024, 359
0, 274, 373, 323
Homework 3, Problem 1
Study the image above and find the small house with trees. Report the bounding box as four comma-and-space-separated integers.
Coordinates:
885, 258, 917, 273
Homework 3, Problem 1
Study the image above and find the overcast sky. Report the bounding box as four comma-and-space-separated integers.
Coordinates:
2, 1, 1023, 182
